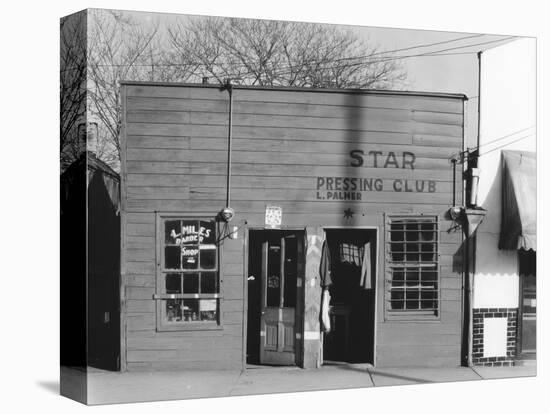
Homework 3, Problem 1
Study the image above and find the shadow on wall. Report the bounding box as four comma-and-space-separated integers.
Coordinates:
343, 91, 363, 227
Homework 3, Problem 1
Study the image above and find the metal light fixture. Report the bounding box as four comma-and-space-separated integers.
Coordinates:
220, 207, 235, 222
449, 205, 463, 221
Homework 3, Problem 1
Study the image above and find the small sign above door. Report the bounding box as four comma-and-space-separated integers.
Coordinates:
265, 205, 282, 229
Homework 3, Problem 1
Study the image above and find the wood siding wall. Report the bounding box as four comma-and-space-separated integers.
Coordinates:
121, 83, 465, 369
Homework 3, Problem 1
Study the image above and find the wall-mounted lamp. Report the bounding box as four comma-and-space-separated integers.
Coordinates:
219, 207, 235, 222
449, 205, 463, 221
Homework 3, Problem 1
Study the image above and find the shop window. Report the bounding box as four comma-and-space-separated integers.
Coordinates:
156, 216, 221, 331
385, 215, 439, 319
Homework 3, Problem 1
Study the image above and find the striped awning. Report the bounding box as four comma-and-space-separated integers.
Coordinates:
498, 150, 536, 251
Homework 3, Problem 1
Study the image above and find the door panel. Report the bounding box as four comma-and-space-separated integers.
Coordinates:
259, 232, 302, 365
520, 273, 536, 354
518, 249, 536, 358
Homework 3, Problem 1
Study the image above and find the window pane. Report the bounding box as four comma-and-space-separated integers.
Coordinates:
199, 245, 217, 269
267, 243, 281, 307
199, 220, 216, 244
199, 299, 218, 321
181, 245, 199, 269
201, 272, 217, 293
421, 290, 438, 309
183, 273, 199, 293
166, 299, 182, 322
182, 299, 200, 321
391, 243, 404, 262
390, 223, 404, 241
422, 270, 438, 289
406, 223, 419, 241
406, 268, 419, 278
165, 246, 181, 269
406, 243, 420, 262
165, 273, 182, 294
165, 220, 181, 244
283, 236, 297, 308
421, 243, 435, 262
393, 270, 404, 282
420, 222, 436, 241
391, 289, 404, 309
180, 220, 200, 245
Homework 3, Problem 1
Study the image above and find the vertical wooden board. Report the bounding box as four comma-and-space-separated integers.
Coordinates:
303, 227, 324, 369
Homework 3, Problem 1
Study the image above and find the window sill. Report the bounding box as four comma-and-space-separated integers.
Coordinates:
384, 312, 441, 322
156, 323, 223, 332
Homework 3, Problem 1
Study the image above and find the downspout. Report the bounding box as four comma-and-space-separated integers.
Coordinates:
467, 51, 483, 367
219, 78, 235, 223
225, 80, 234, 210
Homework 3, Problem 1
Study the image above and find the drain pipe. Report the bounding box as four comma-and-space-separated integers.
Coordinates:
467, 51, 483, 367
220, 78, 235, 222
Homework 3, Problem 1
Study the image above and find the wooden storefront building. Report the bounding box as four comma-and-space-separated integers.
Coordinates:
119, 82, 467, 371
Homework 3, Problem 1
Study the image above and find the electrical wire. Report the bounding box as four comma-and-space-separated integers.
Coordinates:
477, 126, 536, 150
258, 36, 517, 79
451, 126, 536, 162
478, 133, 536, 157
60, 35, 515, 76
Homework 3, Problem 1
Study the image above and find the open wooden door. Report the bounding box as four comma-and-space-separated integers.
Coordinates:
259, 232, 303, 365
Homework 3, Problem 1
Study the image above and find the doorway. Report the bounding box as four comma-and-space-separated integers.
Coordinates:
518, 249, 536, 359
247, 230, 305, 366
322, 229, 376, 364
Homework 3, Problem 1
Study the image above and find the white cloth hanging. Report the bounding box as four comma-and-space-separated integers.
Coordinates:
359, 241, 372, 289
321, 288, 331, 332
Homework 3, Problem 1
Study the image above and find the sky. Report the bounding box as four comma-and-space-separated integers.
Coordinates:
92, 8, 523, 148
110, 7, 518, 97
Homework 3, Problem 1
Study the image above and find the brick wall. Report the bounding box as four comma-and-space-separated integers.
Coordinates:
472, 308, 517, 366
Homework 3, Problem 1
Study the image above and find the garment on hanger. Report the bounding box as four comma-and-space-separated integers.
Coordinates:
321, 288, 331, 332
319, 240, 332, 332
319, 240, 332, 288
360, 241, 372, 289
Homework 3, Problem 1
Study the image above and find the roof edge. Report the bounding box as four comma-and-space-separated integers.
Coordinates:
120, 80, 468, 100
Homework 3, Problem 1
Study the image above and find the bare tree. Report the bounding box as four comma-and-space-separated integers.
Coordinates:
167, 17, 406, 89
60, 11, 87, 169
87, 10, 161, 169
81, 12, 407, 170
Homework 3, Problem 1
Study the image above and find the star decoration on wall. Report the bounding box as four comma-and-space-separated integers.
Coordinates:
343, 208, 354, 219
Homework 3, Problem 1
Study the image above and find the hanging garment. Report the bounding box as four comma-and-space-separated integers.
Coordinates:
319, 240, 332, 288
319, 240, 332, 332
321, 288, 331, 332
359, 241, 372, 289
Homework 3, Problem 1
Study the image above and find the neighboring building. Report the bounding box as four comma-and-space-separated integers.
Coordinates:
118, 82, 468, 370
61, 149, 121, 371
470, 38, 536, 366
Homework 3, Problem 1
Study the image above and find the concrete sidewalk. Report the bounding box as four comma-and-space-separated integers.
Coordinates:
82, 363, 536, 405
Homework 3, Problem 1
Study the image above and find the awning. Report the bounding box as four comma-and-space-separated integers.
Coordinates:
498, 150, 536, 251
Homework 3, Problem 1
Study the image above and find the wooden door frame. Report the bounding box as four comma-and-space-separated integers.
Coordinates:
321, 226, 380, 367
243, 227, 306, 369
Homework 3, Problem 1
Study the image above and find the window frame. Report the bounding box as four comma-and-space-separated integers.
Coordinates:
155, 212, 224, 332
384, 214, 441, 321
